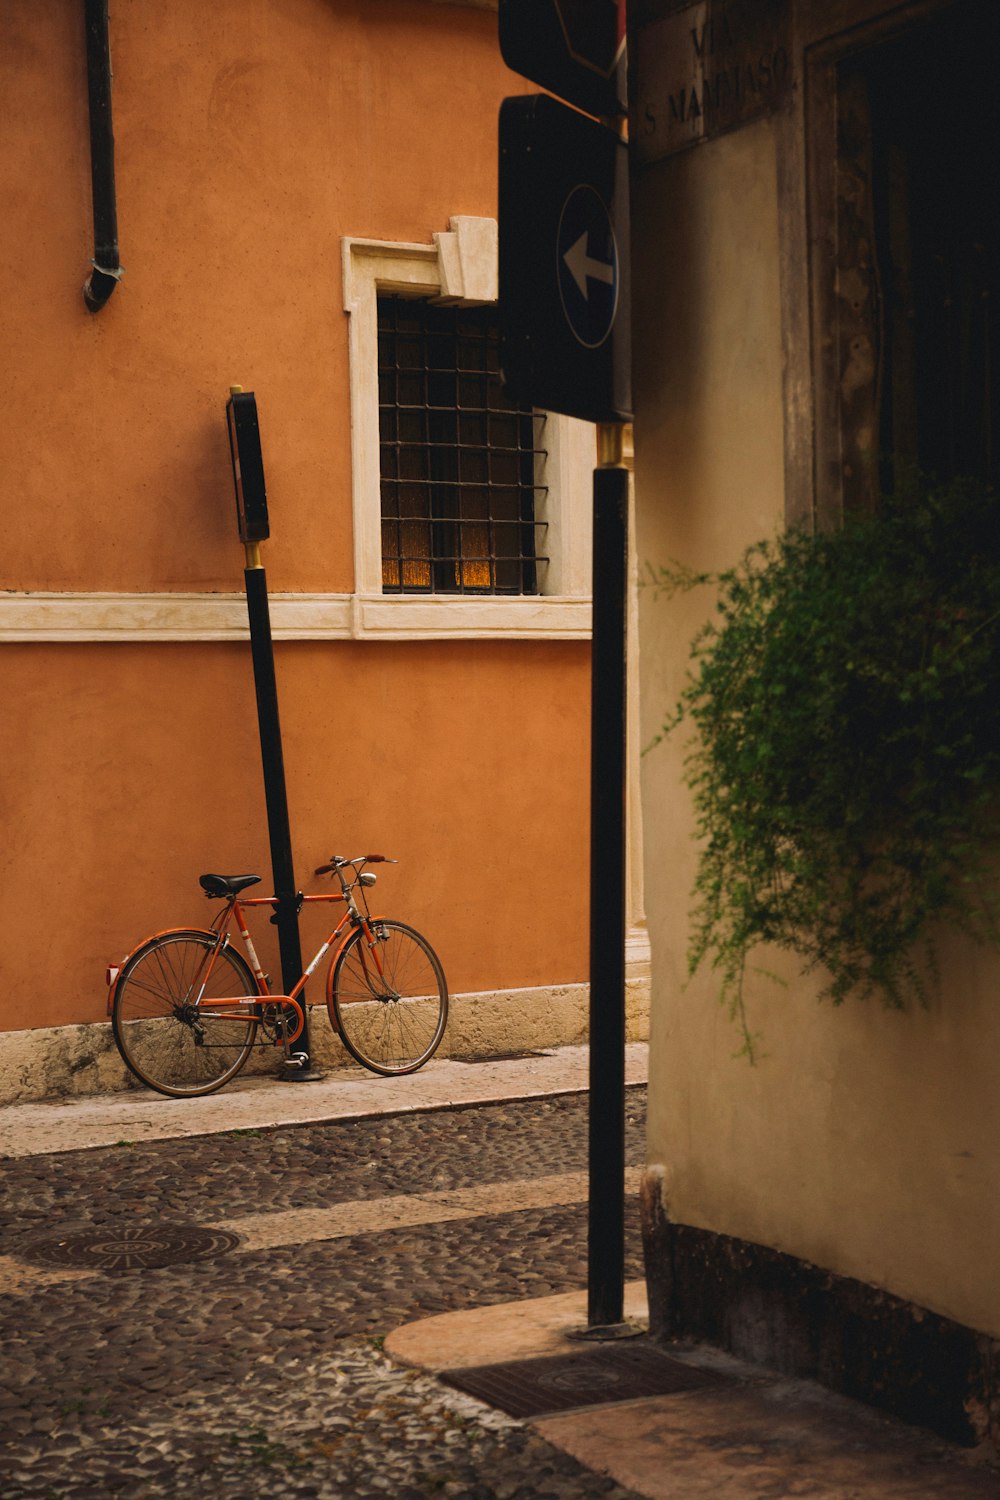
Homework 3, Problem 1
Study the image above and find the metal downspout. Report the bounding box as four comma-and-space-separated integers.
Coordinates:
82, 0, 122, 311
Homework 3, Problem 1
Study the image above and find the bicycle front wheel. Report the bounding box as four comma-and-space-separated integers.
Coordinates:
329, 920, 448, 1076
112, 931, 259, 1098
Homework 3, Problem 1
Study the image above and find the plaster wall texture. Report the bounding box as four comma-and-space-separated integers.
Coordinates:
633, 119, 1000, 1338
0, 982, 650, 1104
0, 3, 595, 1048
0, 640, 590, 1032
1, 0, 532, 597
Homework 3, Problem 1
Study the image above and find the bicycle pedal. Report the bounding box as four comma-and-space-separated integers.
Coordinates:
281, 1055, 324, 1083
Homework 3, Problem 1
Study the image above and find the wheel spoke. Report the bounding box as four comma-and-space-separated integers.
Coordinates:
113, 933, 258, 1097
330, 921, 447, 1076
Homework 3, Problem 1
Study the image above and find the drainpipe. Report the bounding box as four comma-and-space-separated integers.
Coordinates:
82, 0, 123, 311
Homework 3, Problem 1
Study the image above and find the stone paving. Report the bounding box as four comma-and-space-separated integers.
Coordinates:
0, 1091, 648, 1499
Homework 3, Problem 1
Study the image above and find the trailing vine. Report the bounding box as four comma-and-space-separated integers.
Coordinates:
650, 475, 1000, 1053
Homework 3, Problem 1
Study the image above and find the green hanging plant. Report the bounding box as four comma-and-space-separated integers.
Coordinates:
650, 474, 1000, 1054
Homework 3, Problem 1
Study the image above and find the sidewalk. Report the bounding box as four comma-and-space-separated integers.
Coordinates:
4, 1042, 997, 1498
0, 1042, 648, 1158
389, 1290, 1000, 1499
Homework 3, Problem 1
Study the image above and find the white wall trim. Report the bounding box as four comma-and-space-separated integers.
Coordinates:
351, 594, 590, 639
342, 218, 593, 619
0, 591, 591, 643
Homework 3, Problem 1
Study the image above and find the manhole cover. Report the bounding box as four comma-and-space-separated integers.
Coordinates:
22, 1225, 241, 1271
442, 1342, 724, 1419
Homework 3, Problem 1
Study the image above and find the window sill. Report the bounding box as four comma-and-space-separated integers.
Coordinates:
351, 594, 590, 639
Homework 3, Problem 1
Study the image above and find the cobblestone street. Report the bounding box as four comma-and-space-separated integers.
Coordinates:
0, 1088, 648, 1499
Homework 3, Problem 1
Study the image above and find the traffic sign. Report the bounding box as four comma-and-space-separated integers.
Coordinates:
499, 0, 626, 121
226, 389, 270, 544
557, 185, 619, 349
499, 93, 631, 424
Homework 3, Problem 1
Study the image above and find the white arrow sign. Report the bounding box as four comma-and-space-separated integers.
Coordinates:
563, 231, 615, 299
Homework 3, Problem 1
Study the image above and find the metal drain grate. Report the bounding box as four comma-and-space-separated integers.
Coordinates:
22, 1225, 241, 1272
450, 1049, 552, 1064
441, 1341, 725, 1419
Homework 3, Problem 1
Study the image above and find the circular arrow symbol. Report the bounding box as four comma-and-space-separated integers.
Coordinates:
556, 184, 619, 350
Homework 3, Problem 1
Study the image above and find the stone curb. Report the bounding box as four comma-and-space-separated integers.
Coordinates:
0, 1042, 649, 1159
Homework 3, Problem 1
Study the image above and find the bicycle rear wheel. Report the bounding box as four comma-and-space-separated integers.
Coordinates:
112, 930, 259, 1097
328, 920, 448, 1076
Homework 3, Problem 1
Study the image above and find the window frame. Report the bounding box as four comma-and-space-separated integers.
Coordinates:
342, 217, 593, 639
376, 294, 543, 597
774, 0, 977, 529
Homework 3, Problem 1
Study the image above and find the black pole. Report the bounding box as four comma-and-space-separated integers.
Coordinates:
244, 564, 311, 1063
588, 456, 629, 1329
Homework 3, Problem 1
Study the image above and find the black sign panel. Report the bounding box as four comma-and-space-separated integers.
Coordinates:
226, 391, 270, 544
499, 0, 626, 120
499, 93, 631, 424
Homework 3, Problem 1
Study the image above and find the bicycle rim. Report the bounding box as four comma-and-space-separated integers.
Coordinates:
112, 931, 258, 1097
330, 920, 448, 1076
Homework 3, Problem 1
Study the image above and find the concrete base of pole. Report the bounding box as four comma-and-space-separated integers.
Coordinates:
564, 1321, 645, 1343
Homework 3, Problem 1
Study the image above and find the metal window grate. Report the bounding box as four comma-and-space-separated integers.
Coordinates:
378, 296, 548, 594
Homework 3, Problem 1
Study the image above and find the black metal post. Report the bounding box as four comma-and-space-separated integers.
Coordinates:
244, 563, 311, 1064
587, 453, 629, 1329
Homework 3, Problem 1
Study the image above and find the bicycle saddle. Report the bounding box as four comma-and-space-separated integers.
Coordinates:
199, 873, 262, 899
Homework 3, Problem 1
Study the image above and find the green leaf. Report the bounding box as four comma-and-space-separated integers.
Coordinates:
649, 472, 1000, 1050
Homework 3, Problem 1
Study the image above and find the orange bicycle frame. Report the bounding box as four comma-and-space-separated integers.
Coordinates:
106, 887, 390, 1048
225, 890, 389, 1041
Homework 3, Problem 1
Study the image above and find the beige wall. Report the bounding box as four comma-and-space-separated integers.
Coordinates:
0, 2, 591, 1045
634, 118, 1000, 1337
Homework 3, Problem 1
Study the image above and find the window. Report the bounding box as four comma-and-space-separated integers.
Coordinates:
842, 8, 998, 494
342, 218, 593, 639
806, 0, 998, 516
377, 297, 546, 594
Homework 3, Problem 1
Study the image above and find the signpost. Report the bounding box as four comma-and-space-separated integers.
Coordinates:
499, 0, 627, 120
226, 388, 315, 1078
499, 93, 630, 425
498, 0, 633, 1334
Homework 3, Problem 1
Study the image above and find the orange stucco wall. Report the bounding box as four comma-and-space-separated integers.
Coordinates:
0, 1, 589, 1035
1, 642, 589, 1030
2, 0, 533, 595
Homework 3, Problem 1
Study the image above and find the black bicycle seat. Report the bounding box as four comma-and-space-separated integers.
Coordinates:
198, 873, 262, 899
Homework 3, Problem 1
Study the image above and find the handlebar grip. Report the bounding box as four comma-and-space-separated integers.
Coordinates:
315, 854, 394, 875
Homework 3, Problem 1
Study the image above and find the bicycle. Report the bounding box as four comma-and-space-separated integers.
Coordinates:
107, 854, 448, 1098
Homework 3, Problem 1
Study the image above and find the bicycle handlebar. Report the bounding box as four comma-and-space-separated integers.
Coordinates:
313, 854, 398, 877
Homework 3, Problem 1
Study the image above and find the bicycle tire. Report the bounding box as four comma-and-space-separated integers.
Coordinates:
112, 930, 259, 1098
328, 919, 448, 1076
